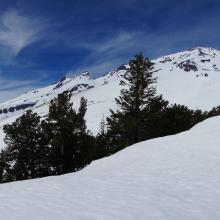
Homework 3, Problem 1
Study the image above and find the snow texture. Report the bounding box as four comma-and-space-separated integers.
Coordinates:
0, 47, 220, 219
0, 116, 220, 219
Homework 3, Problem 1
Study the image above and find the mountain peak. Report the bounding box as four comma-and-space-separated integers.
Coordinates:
80, 71, 91, 78
1, 47, 220, 121
187, 47, 219, 57
116, 64, 128, 71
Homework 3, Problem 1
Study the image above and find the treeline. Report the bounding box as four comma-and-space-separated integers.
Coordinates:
0, 53, 219, 183
0, 92, 95, 182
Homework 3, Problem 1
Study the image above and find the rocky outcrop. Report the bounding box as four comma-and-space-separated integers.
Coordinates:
0, 102, 36, 114
177, 60, 198, 72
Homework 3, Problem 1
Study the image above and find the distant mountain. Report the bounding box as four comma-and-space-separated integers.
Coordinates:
0, 47, 220, 146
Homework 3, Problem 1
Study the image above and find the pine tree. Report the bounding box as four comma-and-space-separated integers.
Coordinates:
94, 116, 109, 160
99, 115, 107, 136
161, 104, 206, 136
107, 53, 167, 149
47, 91, 76, 174
0, 150, 6, 182
74, 97, 95, 170
77, 97, 87, 134
2, 110, 49, 181
46, 91, 93, 174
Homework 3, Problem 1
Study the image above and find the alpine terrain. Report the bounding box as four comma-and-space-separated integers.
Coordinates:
0, 47, 220, 146
0, 47, 220, 219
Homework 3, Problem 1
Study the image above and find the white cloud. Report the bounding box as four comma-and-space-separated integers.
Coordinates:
0, 9, 48, 102
0, 9, 45, 56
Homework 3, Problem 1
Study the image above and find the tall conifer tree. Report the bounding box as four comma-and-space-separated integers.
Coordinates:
46, 91, 93, 174
2, 110, 48, 181
107, 53, 167, 149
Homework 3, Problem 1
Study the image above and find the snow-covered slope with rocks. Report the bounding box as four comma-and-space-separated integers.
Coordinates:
155, 47, 220, 109
1, 116, 220, 220
0, 47, 220, 145
1, 47, 220, 219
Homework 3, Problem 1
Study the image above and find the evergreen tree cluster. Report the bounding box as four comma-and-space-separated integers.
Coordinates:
98, 54, 219, 155
0, 92, 95, 182
0, 53, 219, 183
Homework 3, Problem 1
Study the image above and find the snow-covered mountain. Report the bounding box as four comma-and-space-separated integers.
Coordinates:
155, 47, 220, 109
1, 115, 220, 220
1, 47, 220, 219
0, 47, 220, 146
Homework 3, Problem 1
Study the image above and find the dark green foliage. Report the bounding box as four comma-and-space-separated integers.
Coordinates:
207, 106, 220, 117
104, 53, 218, 154
159, 104, 207, 136
115, 53, 158, 144
116, 53, 156, 114
106, 53, 168, 151
0, 150, 8, 182
141, 95, 169, 139
1, 54, 220, 184
46, 91, 77, 174
162, 104, 195, 135
45, 91, 94, 174
0, 91, 94, 183
94, 116, 110, 159
1, 110, 49, 182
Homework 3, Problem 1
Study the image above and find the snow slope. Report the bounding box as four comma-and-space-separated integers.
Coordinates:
155, 47, 220, 109
1, 116, 220, 219
0, 47, 220, 146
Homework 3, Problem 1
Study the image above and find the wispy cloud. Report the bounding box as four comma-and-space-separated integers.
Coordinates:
0, 9, 49, 102
72, 31, 154, 76
71, 14, 220, 77
0, 74, 36, 102
0, 1, 218, 102
0, 9, 46, 57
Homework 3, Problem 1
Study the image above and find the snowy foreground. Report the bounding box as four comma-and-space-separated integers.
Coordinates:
1, 116, 220, 220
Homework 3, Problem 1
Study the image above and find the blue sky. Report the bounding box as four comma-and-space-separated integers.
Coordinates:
0, 0, 219, 101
